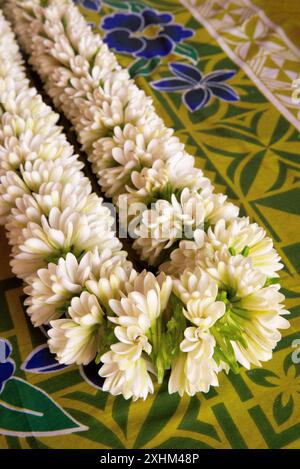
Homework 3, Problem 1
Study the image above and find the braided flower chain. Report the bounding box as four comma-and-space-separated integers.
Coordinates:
0, 1, 290, 399
0, 8, 175, 400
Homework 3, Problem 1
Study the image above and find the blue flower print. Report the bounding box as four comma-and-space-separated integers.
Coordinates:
151, 62, 239, 112
0, 338, 15, 393
73, 0, 101, 12
101, 9, 193, 59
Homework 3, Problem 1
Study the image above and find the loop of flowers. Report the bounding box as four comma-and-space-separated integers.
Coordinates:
0, 1, 290, 400
0, 8, 159, 400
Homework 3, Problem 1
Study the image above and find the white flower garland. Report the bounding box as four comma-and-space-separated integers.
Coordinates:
0, 9, 172, 400
0, 2, 290, 400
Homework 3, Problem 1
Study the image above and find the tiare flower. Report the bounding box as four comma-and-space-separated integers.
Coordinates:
6, 179, 93, 247
133, 189, 238, 265
48, 291, 104, 365
99, 271, 172, 397
24, 252, 92, 326
0, 171, 30, 224
86, 253, 137, 312
159, 229, 207, 276
168, 267, 225, 395
173, 267, 226, 330
207, 217, 283, 277
108, 271, 172, 330
206, 253, 290, 369
89, 120, 186, 200
10, 203, 117, 280
100, 351, 154, 401
121, 154, 212, 210
169, 329, 219, 396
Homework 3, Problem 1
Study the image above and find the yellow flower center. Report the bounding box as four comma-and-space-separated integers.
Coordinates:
133, 25, 163, 40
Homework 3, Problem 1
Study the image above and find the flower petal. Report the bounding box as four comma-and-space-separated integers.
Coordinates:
151, 77, 192, 91
169, 62, 201, 84
209, 83, 239, 101
203, 69, 237, 83
183, 88, 211, 112
142, 9, 172, 27
0, 361, 15, 392
101, 13, 142, 32
137, 35, 173, 59
163, 25, 194, 42
103, 30, 144, 55
0, 338, 12, 360
81, 0, 101, 12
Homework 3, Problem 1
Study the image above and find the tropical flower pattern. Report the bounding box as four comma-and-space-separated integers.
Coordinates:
151, 62, 239, 112
0, 338, 87, 436
101, 9, 193, 59
247, 352, 300, 426
73, 0, 101, 11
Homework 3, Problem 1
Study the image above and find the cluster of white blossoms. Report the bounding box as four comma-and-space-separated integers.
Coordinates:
1, 1, 290, 400
8, 0, 239, 267
0, 9, 163, 399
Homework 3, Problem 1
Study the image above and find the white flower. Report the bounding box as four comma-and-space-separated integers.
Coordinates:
100, 306, 155, 400
206, 193, 239, 225
6, 194, 44, 247
133, 197, 185, 265
109, 271, 172, 329
73, 76, 154, 152
122, 155, 212, 208
174, 266, 218, 304
0, 115, 69, 175
181, 329, 219, 392
11, 205, 117, 280
206, 253, 289, 368
133, 189, 237, 265
91, 121, 179, 186
100, 351, 154, 400
0, 109, 63, 165
91, 117, 174, 199
229, 283, 290, 368
169, 329, 219, 396
207, 217, 283, 276
24, 262, 66, 327
86, 253, 136, 311
207, 252, 266, 298
125, 162, 171, 207
24, 252, 92, 326
48, 291, 104, 365
0, 171, 30, 224
166, 153, 212, 194
112, 325, 152, 363
20, 153, 84, 193
159, 230, 207, 276
173, 267, 225, 330
6, 179, 94, 246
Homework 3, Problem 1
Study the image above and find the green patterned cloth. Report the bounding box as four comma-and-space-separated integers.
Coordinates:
0, 0, 300, 449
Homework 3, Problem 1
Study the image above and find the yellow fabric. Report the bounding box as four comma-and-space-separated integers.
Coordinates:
253, 0, 300, 49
